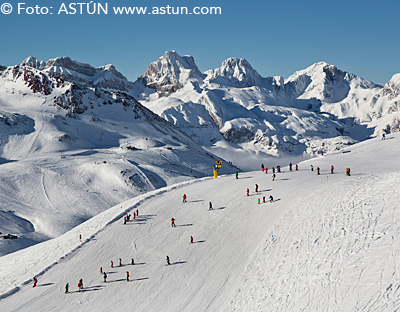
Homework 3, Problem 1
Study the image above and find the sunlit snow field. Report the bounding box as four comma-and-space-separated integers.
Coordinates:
1, 133, 400, 311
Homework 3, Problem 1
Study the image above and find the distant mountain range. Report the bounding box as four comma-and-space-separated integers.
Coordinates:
2, 51, 400, 167
130, 51, 399, 164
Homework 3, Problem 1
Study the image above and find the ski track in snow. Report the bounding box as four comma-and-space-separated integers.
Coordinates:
224, 172, 400, 311
40, 168, 60, 213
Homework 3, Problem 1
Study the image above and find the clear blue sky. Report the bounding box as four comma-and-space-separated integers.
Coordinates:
1, 0, 399, 83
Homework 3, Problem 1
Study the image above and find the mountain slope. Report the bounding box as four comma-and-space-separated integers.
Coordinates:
1, 132, 400, 311
0, 61, 237, 256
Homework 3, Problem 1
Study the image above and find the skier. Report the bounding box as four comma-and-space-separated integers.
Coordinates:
124, 216, 127, 225
296, 164, 298, 171
111, 261, 114, 268
209, 202, 213, 210
346, 168, 351, 176
269, 195, 274, 203
258, 198, 260, 204
190, 236, 194, 243
33, 277, 38, 288
126, 271, 130, 281
277, 166, 281, 173
310, 165, 314, 171
255, 184, 258, 192
78, 281, 82, 292
79, 234, 82, 242
166, 256, 170, 265
79, 279, 83, 290
131, 258, 135, 265
265, 167, 268, 174
331, 165, 334, 174
382, 132, 386, 140
182, 194, 187, 203
317, 167, 320, 175
272, 167, 275, 174
272, 173, 276, 181
246, 188, 249, 196
289, 163, 292, 171
171, 218, 176, 228
261, 164, 264, 172
119, 258, 122, 266
236, 171, 238, 179
136, 209, 139, 216
263, 196, 265, 203
100, 267, 102, 274
103, 272, 107, 283
65, 283, 69, 294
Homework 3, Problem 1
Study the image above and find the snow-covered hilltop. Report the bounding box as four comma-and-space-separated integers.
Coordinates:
205, 57, 264, 87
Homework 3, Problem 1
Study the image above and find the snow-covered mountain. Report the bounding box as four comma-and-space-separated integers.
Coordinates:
131, 52, 400, 169
205, 57, 264, 87
0, 59, 237, 256
136, 51, 205, 97
20, 56, 132, 92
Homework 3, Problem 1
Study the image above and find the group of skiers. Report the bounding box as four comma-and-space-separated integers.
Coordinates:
62, 278, 83, 293
123, 209, 139, 224
61, 256, 138, 293
261, 162, 349, 176
253, 162, 351, 205
33, 159, 354, 295
260, 163, 300, 182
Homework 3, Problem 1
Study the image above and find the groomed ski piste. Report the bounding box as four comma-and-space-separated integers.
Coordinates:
1, 133, 400, 311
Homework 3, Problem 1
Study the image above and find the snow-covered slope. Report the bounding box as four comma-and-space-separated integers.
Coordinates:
133, 52, 399, 170
1, 132, 400, 311
0, 61, 237, 256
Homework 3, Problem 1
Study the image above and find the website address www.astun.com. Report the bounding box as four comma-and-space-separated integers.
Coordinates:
113, 5, 222, 15
0, 3, 222, 15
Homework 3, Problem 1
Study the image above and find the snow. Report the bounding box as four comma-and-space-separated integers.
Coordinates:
0, 65, 238, 256
2, 53, 400, 311
1, 132, 400, 311
131, 51, 400, 171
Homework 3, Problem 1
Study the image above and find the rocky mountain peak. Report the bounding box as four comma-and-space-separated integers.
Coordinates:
21, 56, 46, 70
206, 57, 262, 87
138, 50, 205, 96
96, 64, 127, 80
44, 56, 97, 76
